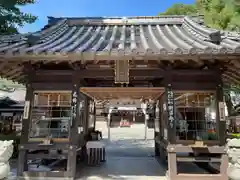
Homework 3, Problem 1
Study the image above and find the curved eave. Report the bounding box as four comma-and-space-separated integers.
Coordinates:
0, 16, 240, 85
0, 19, 67, 50
0, 58, 239, 85
0, 52, 239, 64
0, 16, 240, 58
222, 60, 240, 86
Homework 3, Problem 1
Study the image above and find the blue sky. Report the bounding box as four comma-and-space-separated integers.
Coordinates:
20, 0, 194, 33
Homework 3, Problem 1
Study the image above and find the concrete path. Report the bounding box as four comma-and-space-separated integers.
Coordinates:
76, 122, 207, 180
9, 121, 208, 180
78, 156, 166, 180
77, 122, 166, 179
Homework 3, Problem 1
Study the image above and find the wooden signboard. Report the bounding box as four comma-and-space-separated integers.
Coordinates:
114, 60, 129, 84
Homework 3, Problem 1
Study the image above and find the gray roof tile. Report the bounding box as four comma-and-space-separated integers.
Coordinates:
1, 16, 240, 56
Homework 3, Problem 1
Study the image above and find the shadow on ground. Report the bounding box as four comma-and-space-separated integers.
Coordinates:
76, 137, 166, 179
77, 156, 166, 179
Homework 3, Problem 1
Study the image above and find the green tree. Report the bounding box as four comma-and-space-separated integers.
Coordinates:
224, 85, 240, 116
158, 3, 197, 15
0, 0, 37, 35
159, 0, 240, 31
159, 0, 240, 115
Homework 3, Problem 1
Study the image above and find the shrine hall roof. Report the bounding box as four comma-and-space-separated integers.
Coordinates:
1, 16, 240, 57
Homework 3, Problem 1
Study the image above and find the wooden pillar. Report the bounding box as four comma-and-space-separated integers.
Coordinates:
152, 78, 164, 157
164, 70, 176, 144
215, 78, 226, 146
144, 113, 148, 140
155, 100, 160, 156
66, 74, 80, 179
93, 101, 96, 130
166, 84, 176, 144
133, 111, 135, 122
83, 96, 89, 135
107, 108, 113, 140
78, 94, 85, 134
17, 64, 34, 177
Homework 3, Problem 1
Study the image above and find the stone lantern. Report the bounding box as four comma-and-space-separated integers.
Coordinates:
0, 140, 14, 179
227, 138, 240, 180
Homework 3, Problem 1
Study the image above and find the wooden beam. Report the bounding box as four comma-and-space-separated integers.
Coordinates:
171, 82, 216, 90
35, 68, 216, 78
32, 82, 72, 90
0, 53, 238, 62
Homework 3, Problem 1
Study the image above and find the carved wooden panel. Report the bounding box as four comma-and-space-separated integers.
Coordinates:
114, 60, 129, 84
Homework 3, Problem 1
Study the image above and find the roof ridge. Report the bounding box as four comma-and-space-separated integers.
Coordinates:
48, 15, 203, 21
0, 19, 68, 45
183, 16, 221, 44
222, 31, 240, 41
0, 33, 29, 43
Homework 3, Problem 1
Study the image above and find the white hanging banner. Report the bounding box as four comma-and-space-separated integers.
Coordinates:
23, 101, 30, 119
141, 103, 147, 109
219, 102, 226, 121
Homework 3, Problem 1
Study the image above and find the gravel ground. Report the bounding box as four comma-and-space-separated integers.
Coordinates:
8, 121, 208, 180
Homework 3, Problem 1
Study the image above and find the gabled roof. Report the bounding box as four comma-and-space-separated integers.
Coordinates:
0, 16, 240, 86
0, 15, 240, 57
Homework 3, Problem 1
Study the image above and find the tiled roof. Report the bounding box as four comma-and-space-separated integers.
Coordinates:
0, 89, 25, 102
1, 16, 240, 56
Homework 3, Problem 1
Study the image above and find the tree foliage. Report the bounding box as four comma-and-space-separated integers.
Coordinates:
0, 0, 37, 35
224, 85, 240, 116
158, 4, 197, 15
159, 0, 240, 115
159, 0, 240, 31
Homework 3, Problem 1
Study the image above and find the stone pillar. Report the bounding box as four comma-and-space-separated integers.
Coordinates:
227, 138, 240, 180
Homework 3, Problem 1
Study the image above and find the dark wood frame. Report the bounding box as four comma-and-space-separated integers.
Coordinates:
14, 62, 229, 180
154, 69, 228, 180
17, 69, 97, 180
1, 15, 239, 180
